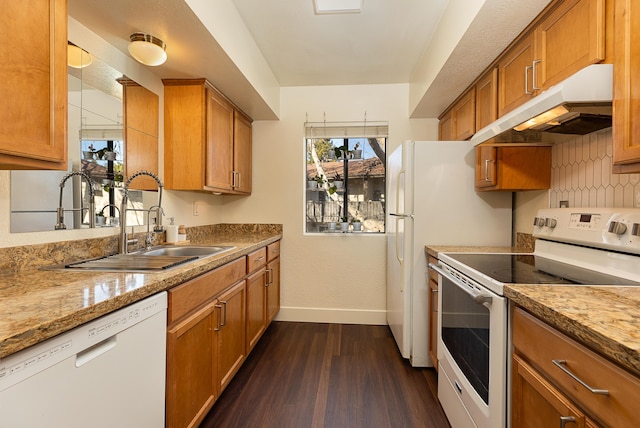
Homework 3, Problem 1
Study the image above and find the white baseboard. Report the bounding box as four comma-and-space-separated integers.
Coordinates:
274, 306, 387, 325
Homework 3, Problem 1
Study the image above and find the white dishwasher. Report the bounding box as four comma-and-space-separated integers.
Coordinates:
0, 292, 167, 428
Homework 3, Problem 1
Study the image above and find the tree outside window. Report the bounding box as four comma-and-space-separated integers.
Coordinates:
305, 137, 386, 233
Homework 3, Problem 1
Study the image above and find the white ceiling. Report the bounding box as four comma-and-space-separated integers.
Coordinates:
230, 0, 448, 86
68, 0, 552, 119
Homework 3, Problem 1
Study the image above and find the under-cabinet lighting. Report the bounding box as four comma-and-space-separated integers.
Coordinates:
314, 0, 362, 14
513, 105, 570, 131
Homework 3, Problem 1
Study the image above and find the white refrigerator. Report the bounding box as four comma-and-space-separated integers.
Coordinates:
386, 140, 512, 367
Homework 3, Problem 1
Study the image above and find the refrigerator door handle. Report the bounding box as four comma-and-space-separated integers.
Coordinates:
389, 213, 414, 219
395, 216, 404, 291
395, 168, 404, 214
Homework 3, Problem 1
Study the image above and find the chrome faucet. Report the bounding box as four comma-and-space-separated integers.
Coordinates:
119, 170, 164, 254
55, 171, 95, 230
100, 204, 121, 226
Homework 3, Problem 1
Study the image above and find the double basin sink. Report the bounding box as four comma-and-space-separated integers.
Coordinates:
53, 245, 235, 272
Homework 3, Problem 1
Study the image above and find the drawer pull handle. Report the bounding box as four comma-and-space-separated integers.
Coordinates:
560, 416, 575, 427
552, 359, 609, 395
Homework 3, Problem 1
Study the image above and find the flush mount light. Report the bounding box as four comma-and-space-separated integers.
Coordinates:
128, 33, 167, 66
67, 42, 93, 68
314, 0, 362, 14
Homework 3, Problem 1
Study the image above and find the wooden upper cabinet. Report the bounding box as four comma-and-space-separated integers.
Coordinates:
499, 0, 605, 117
121, 81, 159, 190
0, 0, 67, 170
163, 79, 252, 194
452, 88, 476, 140
233, 111, 252, 194
535, 0, 606, 89
475, 145, 551, 191
205, 87, 234, 192
439, 88, 476, 141
498, 32, 536, 117
475, 68, 498, 131
612, 0, 640, 172
438, 110, 454, 141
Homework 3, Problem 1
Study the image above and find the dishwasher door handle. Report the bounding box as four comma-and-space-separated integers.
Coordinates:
75, 336, 117, 367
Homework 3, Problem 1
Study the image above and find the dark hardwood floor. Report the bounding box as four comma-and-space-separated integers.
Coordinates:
200, 322, 450, 428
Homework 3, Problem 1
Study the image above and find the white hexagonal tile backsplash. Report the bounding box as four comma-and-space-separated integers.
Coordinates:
550, 128, 640, 208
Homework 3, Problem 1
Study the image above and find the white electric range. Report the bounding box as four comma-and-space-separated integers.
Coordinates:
429, 207, 640, 428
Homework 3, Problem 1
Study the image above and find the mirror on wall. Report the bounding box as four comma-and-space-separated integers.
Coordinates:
10, 45, 148, 233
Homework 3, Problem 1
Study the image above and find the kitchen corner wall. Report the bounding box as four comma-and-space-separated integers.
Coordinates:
514, 127, 640, 237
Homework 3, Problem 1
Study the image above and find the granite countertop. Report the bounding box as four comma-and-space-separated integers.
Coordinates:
0, 225, 282, 359
426, 245, 640, 377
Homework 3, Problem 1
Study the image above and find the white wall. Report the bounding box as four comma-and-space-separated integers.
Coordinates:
216, 84, 437, 324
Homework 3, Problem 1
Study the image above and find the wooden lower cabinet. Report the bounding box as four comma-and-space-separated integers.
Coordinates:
512, 307, 640, 428
166, 300, 218, 428
512, 354, 587, 428
216, 280, 246, 394
427, 255, 439, 370
166, 242, 281, 427
246, 267, 267, 352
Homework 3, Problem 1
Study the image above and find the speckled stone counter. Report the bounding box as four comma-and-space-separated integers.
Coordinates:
0, 224, 282, 359
426, 243, 640, 377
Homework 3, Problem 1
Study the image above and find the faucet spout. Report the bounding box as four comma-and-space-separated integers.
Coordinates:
55, 171, 95, 230
119, 170, 164, 254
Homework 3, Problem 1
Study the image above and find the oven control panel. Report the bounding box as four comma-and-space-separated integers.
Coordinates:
533, 208, 640, 255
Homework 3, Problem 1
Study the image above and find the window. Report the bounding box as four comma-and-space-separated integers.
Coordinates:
305, 122, 387, 233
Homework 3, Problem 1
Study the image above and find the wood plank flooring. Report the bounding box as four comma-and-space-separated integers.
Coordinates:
200, 322, 450, 428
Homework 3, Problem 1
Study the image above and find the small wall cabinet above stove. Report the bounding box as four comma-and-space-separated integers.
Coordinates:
475, 145, 551, 191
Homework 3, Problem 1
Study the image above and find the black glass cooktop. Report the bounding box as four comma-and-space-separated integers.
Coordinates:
446, 253, 640, 286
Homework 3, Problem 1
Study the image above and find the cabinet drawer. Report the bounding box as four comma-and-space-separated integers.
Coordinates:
247, 247, 267, 273
267, 241, 280, 261
513, 307, 640, 427
168, 257, 246, 324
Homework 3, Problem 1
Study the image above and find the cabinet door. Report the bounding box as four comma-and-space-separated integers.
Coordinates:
123, 82, 159, 191
452, 87, 476, 140
498, 33, 536, 117
612, 0, 640, 172
535, 0, 605, 90
475, 146, 497, 188
475, 68, 498, 132
0, 0, 67, 170
166, 301, 217, 428
438, 110, 454, 141
246, 268, 267, 352
205, 87, 234, 192
233, 111, 252, 194
216, 280, 246, 394
266, 257, 281, 323
512, 354, 586, 428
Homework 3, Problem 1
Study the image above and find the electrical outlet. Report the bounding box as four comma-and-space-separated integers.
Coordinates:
193, 201, 199, 216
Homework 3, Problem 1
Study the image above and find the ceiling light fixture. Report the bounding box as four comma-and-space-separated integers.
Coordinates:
314, 0, 362, 14
67, 42, 93, 69
128, 33, 167, 66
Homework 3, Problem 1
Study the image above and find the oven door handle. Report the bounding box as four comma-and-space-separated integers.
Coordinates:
429, 263, 494, 306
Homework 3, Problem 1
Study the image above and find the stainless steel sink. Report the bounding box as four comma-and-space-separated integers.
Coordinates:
135, 245, 235, 258
45, 246, 235, 272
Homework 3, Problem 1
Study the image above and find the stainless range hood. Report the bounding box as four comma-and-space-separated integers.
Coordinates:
470, 64, 613, 146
